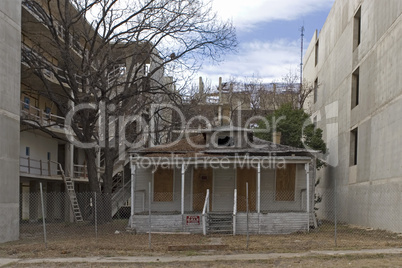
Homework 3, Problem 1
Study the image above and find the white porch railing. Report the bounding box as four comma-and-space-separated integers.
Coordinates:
202, 189, 210, 236
233, 188, 237, 235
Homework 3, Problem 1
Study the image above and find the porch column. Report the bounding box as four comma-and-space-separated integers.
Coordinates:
257, 162, 261, 213
65, 143, 74, 178
305, 163, 310, 232
130, 156, 136, 229
181, 164, 185, 215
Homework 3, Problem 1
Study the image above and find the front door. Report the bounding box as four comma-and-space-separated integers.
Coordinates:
193, 167, 213, 211
213, 168, 235, 211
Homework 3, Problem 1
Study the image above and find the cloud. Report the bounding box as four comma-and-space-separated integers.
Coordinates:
212, 0, 335, 31
197, 39, 300, 86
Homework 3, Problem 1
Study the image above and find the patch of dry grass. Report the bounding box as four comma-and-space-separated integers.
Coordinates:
0, 221, 401, 259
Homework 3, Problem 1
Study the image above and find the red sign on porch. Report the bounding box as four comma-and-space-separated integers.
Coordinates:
186, 215, 200, 225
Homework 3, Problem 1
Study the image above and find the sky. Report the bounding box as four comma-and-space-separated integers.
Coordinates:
196, 0, 335, 87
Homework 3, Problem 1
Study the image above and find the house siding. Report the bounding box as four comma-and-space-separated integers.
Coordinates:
132, 214, 203, 233
236, 212, 309, 234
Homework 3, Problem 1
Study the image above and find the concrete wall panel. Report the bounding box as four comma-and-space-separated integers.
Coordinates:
0, 0, 21, 243
304, 0, 402, 233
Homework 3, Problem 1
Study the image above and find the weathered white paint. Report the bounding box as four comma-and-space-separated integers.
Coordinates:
132, 214, 203, 233
236, 212, 309, 234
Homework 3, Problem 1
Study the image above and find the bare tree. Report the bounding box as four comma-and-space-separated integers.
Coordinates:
269, 70, 316, 110
21, 0, 236, 220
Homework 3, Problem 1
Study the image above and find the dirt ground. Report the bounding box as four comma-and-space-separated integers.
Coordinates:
4, 254, 402, 267
0, 221, 401, 263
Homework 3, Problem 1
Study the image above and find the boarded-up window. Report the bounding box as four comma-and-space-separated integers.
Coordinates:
153, 168, 174, 202
275, 164, 296, 201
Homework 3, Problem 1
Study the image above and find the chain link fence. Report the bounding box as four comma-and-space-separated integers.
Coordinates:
17, 186, 402, 252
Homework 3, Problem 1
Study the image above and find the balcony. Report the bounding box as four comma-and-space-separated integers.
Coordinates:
20, 156, 61, 179
20, 101, 65, 129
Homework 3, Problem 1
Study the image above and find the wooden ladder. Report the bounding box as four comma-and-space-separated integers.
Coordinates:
55, 161, 83, 222
64, 177, 83, 222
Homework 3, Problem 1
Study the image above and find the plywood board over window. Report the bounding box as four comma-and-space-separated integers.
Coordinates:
275, 164, 296, 201
153, 167, 174, 202
237, 167, 256, 211
193, 167, 213, 211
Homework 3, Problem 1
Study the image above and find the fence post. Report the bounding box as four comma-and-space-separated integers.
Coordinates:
246, 182, 249, 250
334, 178, 337, 247
306, 163, 310, 233
39, 182, 47, 249
130, 163, 136, 230
148, 181, 151, 249
257, 162, 261, 234
94, 192, 98, 240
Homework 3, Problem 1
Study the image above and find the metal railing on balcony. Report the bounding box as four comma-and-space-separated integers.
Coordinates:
73, 163, 105, 179
20, 156, 60, 177
73, 164, 87, 179
20, 101, 65, 128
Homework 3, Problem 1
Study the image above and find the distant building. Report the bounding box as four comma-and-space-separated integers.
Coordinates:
303, 0, 402, 232
178, 77, 299, 132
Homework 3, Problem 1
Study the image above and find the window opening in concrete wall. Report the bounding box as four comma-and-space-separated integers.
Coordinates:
353, 6, 362, 50
351, 67, 360, 109
315, 40, 319, 66
314, 78, 318, 103
350, 128, 358, 166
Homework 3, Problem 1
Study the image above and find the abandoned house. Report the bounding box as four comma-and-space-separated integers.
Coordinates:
129, 126, 316, 235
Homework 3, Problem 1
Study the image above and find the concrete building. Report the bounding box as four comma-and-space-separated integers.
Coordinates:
0, 0, 21, 243
303, 0, 402, 232
0, 0, 173, 242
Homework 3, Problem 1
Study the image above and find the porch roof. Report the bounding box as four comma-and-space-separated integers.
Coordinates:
130, 133, 314, 161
